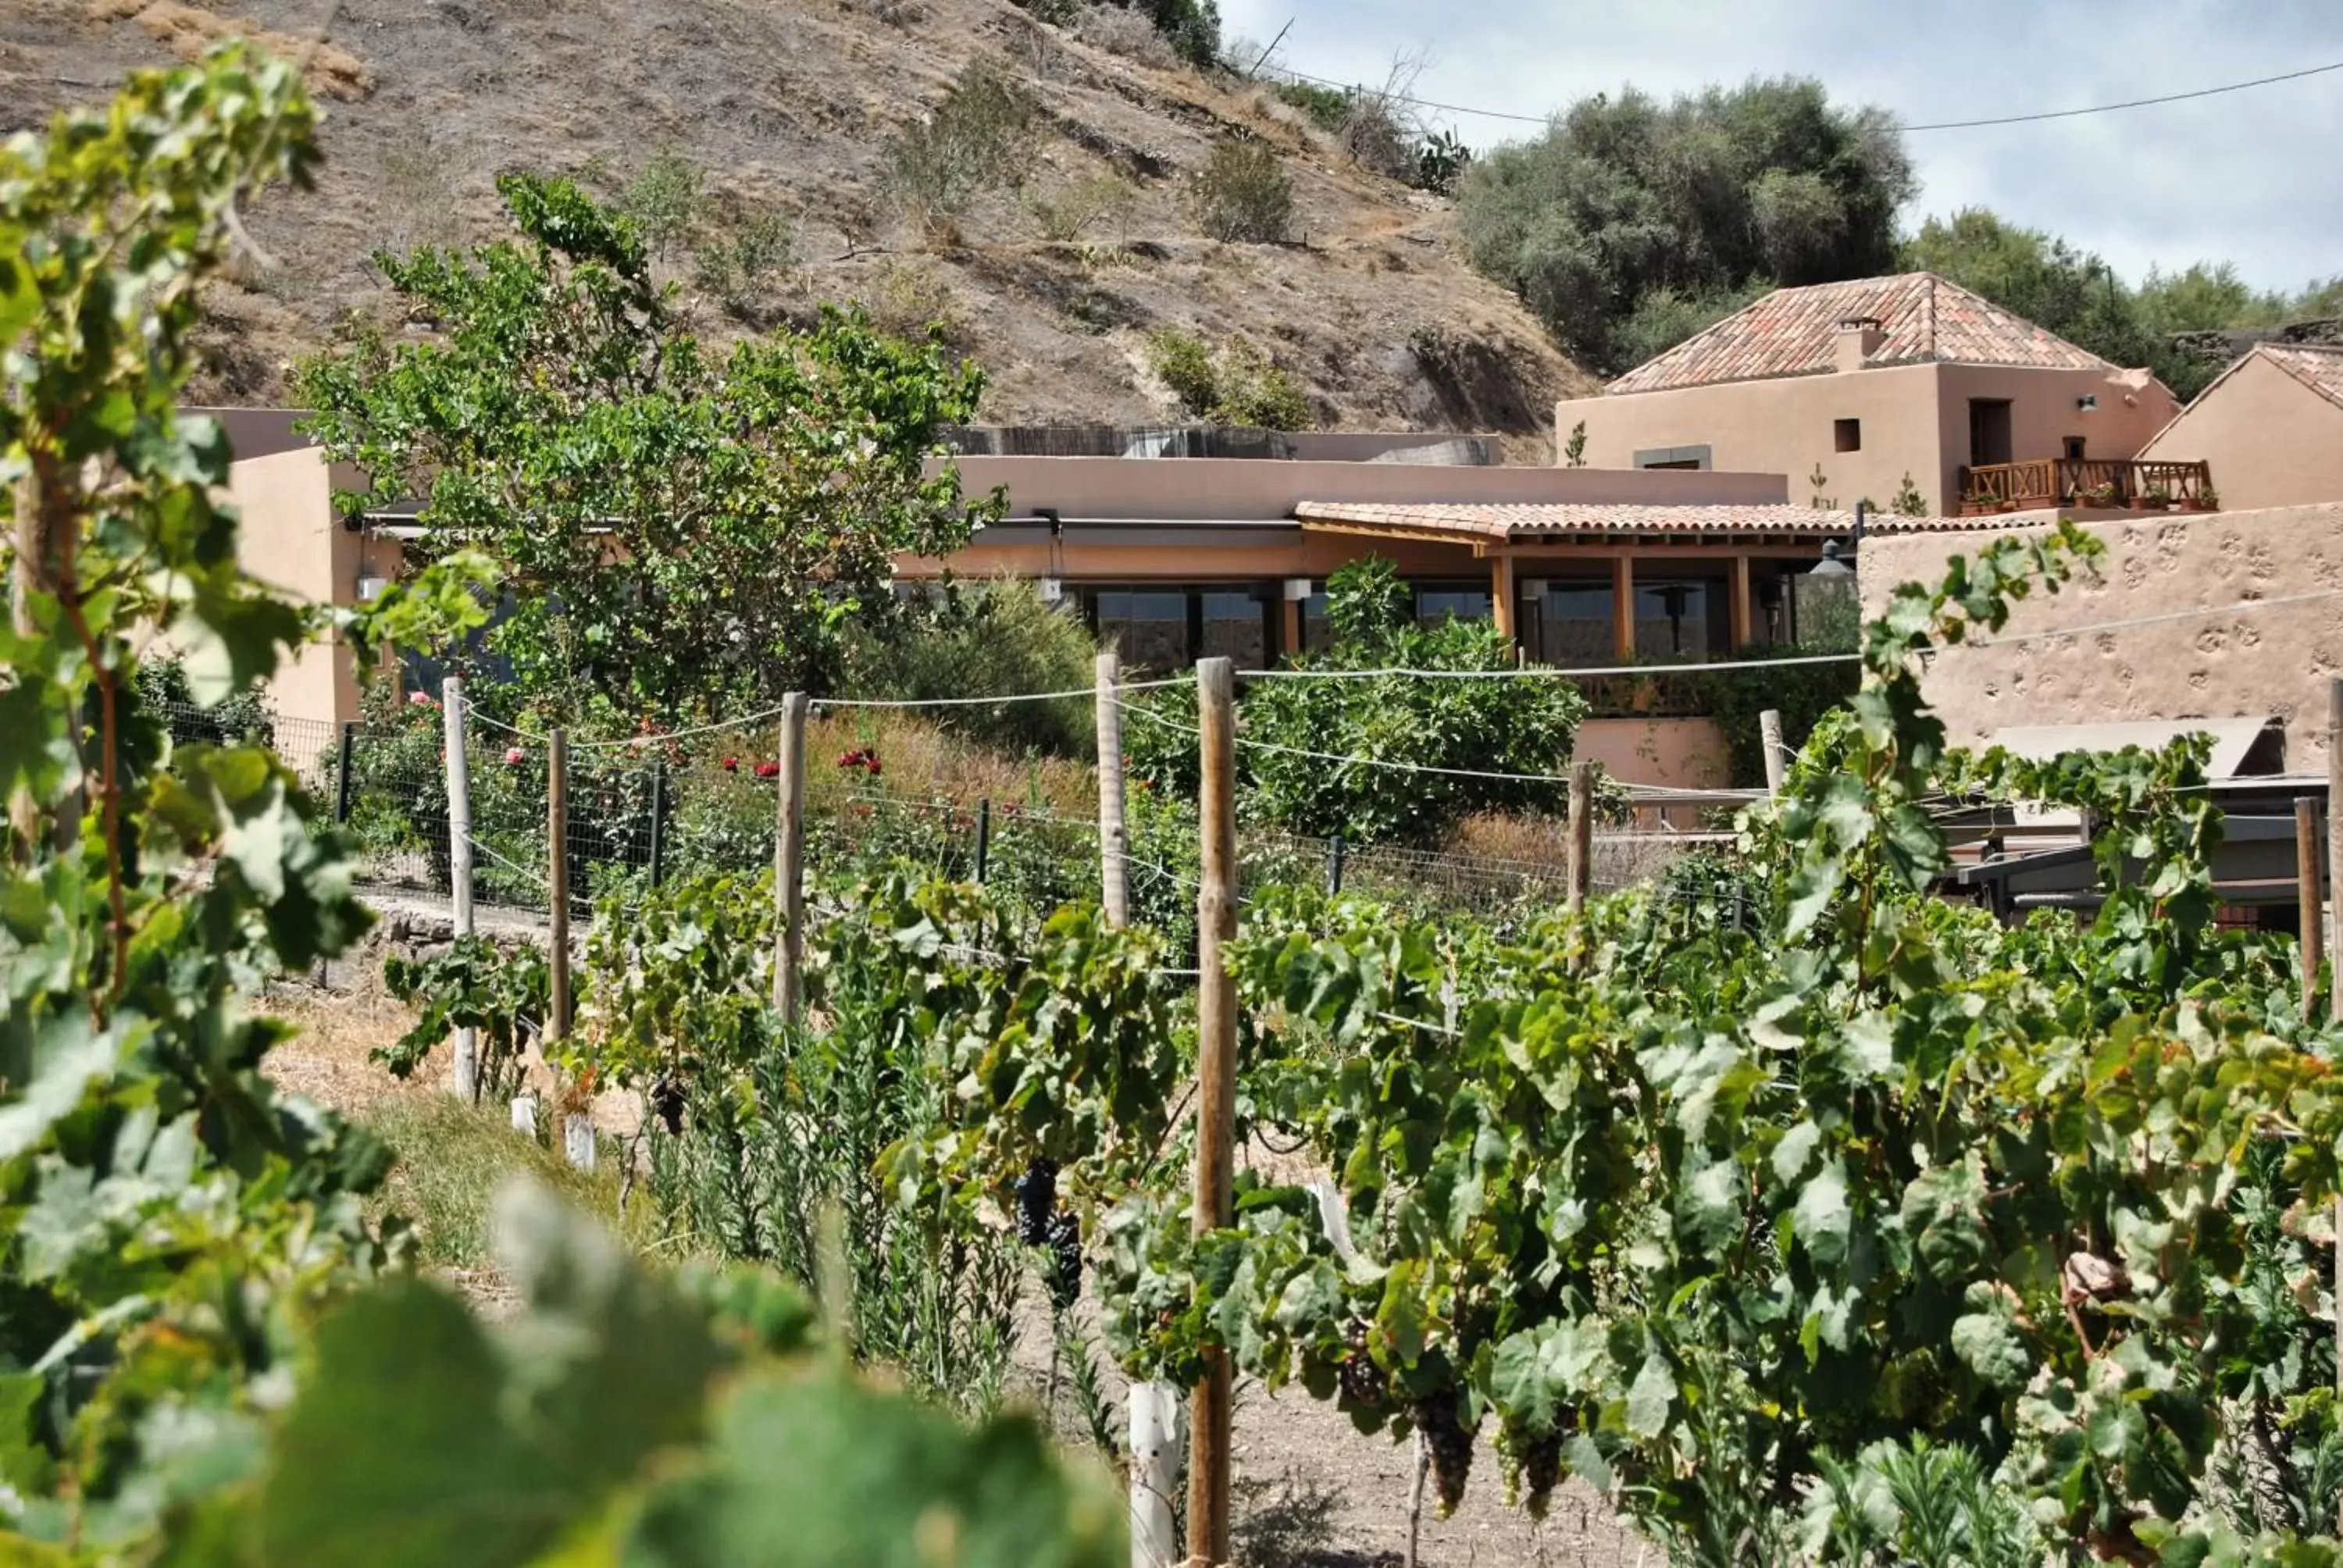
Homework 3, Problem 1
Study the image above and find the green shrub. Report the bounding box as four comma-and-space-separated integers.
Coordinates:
844, 577, 1100, 758
1129, 556, 1588, 844
1271, 79, 1350, 133
1145, 329, 1310, 429
1189, 133, 1291, 242
1146, 326, 1218, 415
885, 59, 1036, 226
692, 208, 794, 318
135, 654, 277, 748
619, 142, 708, 261
1028, 172, 1136, 242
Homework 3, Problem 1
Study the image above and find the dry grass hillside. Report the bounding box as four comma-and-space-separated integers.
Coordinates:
2, 0, 1596, 452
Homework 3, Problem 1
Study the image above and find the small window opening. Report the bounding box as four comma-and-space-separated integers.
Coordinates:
1834, 418, 1861, 453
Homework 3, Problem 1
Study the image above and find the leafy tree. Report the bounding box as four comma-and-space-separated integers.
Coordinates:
299, 173, 1001, 726
885, 59, 1036, 228
1127, 557, 1588, 843
1460, 77, 1913, 372
619, 143, 708, 262
1189, 133, 1293, 243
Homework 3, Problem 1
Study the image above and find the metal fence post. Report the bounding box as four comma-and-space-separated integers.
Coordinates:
334, 721, 358, 825
974, 797, 993, 884
441, 675, 476, 1101
648, 758, 669, 890
1325, 832, 1346, 896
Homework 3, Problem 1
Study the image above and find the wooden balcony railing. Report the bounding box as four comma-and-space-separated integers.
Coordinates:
1956, 458, 2215, 514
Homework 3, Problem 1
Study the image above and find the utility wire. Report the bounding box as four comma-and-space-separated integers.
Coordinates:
1235, 651, 1858, 682
1255, 56, 2343, 134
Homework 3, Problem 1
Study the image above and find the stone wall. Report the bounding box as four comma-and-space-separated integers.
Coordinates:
1858, 504, 2343, 772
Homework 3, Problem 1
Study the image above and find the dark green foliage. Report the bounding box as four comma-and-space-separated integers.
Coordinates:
846, 578, 1100, 759
1678, 643, 1862, 788
134, 654, 276, 749
299, 173, 998, 727
1458, 77, 1912, 372
1271, 78, 1350, 132
380, 935, 546, 1103
1903, 207, 2343, 402
1127, 557, 1588, 844
1414, 130, 1471, 196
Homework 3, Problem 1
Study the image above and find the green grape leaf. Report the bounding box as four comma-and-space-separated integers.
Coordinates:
1792, 1161, 1852, 1267
1624, 1350, 1674, 1441
1950, 1311, 2031, 1390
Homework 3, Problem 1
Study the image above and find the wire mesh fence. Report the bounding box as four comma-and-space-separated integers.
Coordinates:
164, 692, 1731, 932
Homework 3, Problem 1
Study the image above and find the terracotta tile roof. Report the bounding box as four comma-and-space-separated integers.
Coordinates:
1606, 273, 2119, 394
1296, 501, 1858, 541
2257, 343, 2343, 411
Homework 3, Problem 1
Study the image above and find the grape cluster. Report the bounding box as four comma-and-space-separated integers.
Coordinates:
1414, 1394, 1476, 1518
1497, 1424, 1564, 1519
649, 1075, 686, 1136
1045, 1210, 1082, 1313
1337, 1318, 1385, 1408
1014, 1159, 1082, 1311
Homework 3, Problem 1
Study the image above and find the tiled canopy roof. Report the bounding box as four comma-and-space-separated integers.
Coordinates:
1606, 273, 2118, 394
2258, 343, 2343, 411
1296, 501, 1858, 543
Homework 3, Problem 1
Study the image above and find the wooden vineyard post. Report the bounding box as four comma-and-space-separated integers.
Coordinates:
772, 693, 809, 1026
550, 729, 591, 1170
2330, 680, 2343, 1393
1102, 651, 1179, 1567
441, 675, 477, 1101
1188, 656, 1238, 1566
1095, 652, 1130, 928
2301, 796, 2326, 1018
1760, 707, 1788, 796
1566, 759, 1595, 915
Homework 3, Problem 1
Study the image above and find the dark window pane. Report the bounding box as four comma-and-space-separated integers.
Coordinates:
1533, 582, 1614, 665
1096, 590, 1189, 672
1301, 591, 1333, 654
1200, 590, 1266, 668
1416, 588, 1489, 629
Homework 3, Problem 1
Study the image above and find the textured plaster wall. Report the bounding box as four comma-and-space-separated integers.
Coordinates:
1858, 504, 2343, 772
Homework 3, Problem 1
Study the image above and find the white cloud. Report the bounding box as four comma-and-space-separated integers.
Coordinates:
1222, 0, 2343, 290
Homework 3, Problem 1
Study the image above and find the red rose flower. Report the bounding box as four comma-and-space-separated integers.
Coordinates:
755, 761, 780, 779
504, 747, 526, 766
864, 757, 881, 778
721, 756, 740, 772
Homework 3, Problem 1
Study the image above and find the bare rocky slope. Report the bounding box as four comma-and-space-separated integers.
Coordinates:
4, 0, 1596, 455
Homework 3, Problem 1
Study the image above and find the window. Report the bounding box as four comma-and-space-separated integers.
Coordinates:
1300, 592, 1333, 654
1968, 399, 2013, 465
2063, 436, 2086, 461
1529, 582, 1614, 665
1834, 417, 1862, 453
1632, 580, 1728, 661
1415, 586, 1491, 629
1200, 590, 1268, 668
1090, 590, 1189, 672
1633, 444, 1712, 470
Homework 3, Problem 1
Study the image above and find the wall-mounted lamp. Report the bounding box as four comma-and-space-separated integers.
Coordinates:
1282, 577, 1314, 602
2076, 394, 2099, 412
1038, 576, 1066, 604
1520, 579, 1550, 600
356, 575, 389, 602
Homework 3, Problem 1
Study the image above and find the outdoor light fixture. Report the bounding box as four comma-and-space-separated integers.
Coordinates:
1807, 540, 1855, 579
356, 576, 389, 601
1038, 577, 1066, 604
1521, 579, 1550, 600
1282, 577, 1314, 601
2076, 394, 2099, 412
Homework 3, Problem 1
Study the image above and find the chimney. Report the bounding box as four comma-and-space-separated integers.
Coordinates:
1835, 315, 1885, 372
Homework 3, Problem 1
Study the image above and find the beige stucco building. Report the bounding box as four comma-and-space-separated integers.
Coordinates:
1554, 273, 2188, 515
1859, 503, 2343, 775
2136, 344, 2343, 512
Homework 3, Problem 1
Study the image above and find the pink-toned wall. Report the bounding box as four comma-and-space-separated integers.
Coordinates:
1857, 503, 2343, 773
935, 454, 1788, 522
226, 447, 397, 728
1574, 715, 1731, 808
2137, 354, 2343, 512
1556, 363, 2178, 515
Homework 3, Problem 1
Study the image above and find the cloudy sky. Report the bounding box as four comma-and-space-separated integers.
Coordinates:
1219, 0, 2343, 294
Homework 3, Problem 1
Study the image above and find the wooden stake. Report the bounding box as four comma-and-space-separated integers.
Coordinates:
1188, 656, 1238, 1567
2300, 796, 2325, 1018
1760, 708, 1788, 796
2328, 682, 2342, 1395
1095, 652, 1130, 928
772, 692, 809, 1025
547, 727, 570, 1046
1566, 759, 1595, 914
442, 675, 477, 1101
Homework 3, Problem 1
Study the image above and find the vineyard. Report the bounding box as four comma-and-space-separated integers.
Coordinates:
9, 41, 2343, 1568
